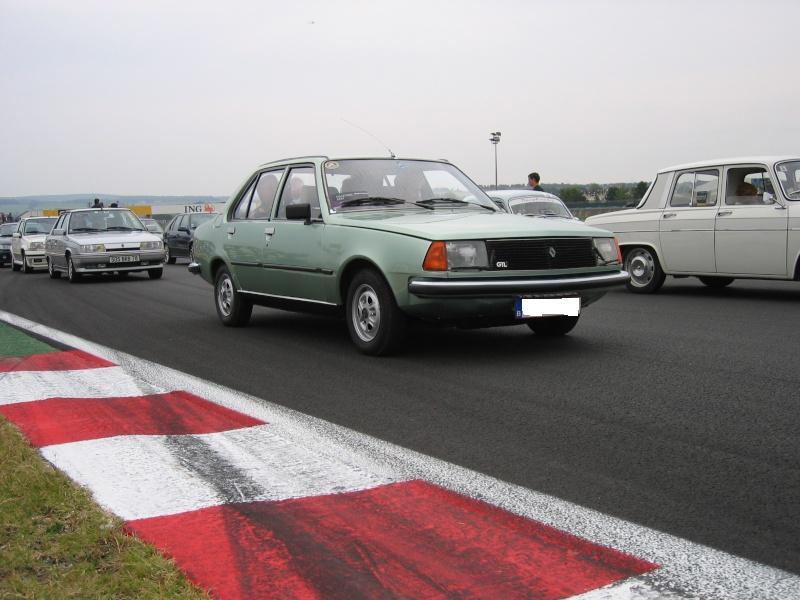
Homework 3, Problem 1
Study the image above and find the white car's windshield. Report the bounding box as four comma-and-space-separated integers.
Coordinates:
324, 159, 496, 212
23, 218, 57, 234
0, 223, 16, 237
775, 161, 800, 199
507, 196, 572, 218
68, 210, 145, 233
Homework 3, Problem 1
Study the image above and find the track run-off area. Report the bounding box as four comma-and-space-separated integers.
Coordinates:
1, 264, 800, 598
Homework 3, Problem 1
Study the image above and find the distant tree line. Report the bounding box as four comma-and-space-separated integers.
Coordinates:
481, 181, 651, 207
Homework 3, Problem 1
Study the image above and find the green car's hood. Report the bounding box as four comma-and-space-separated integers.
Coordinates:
327, 210, 613, 240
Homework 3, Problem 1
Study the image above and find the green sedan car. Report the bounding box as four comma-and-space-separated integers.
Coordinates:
189, 157, 628, 355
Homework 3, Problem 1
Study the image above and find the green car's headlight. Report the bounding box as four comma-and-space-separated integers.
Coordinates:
140, 240, 163, 250
80, 243, 105, 253
423, 241, 489, 271
593, 237, 621, 265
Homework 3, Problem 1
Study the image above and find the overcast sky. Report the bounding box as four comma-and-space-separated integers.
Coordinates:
1, 0, 798, 196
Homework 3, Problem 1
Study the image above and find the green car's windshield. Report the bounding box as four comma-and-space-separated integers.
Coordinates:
324, 159, 497, 212
775, 160, 800, 199
23, 218, 57, 234
68, 210, 145, 233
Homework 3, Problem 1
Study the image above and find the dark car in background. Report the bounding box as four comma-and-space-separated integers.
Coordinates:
163, 212, 217, 264
0, 222, 16, 266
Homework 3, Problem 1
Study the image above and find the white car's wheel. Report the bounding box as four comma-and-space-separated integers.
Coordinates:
624, 247, 665, 294
48, 257, 61, 279
67, 256, 81, 283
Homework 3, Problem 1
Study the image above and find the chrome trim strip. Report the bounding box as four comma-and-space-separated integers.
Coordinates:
230, 260, 261, 267
188, 261, 201, 274
239, 289, 337, 306
261, 263, 334, 275
408, 271, 630, 296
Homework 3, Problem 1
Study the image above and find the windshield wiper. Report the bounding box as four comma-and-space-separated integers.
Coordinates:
107, 226, 142, 231
70, 227, 103, 232
416, 198, 495, 211
339, 196, 422, 208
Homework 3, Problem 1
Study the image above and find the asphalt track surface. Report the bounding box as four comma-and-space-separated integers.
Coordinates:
1, 263, 799, 575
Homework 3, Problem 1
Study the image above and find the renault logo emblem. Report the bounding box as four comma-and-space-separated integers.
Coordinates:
548, 246, 557, 258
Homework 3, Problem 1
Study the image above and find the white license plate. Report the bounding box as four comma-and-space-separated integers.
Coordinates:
109, 255, 140, 264
515, 297, 580, 318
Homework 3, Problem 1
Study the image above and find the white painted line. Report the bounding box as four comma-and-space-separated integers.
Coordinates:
42, 424, 399, 520
2, 310, 799, 599
569, 575, 681, 599
0, 366, 161, 405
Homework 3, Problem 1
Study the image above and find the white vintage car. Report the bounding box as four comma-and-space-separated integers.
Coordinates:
11, 216, 58, 273
585, 157, 800, 292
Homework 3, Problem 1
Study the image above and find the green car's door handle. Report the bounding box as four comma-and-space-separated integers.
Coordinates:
227, 226, 236, 235
264, 227, 275, 235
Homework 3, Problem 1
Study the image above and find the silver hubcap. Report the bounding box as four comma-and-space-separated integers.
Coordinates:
352, 284, 381, 342
48, 259, 53, 274
627, 249, 654, 287
217, 276, 233, 316
68, 259, 73, 278
165, 247, 170, 261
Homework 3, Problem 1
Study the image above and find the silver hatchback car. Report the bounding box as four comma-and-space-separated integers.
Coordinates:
45, 208, 166, 282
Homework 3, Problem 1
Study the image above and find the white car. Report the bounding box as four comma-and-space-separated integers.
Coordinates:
487, 190, 578, 220
585, 157, 800, 292
11, 217, 58, 273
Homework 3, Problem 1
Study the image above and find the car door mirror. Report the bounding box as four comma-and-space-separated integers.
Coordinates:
286, 203, 312, 223
762, 192, 775, 204
51, 228, 65, 236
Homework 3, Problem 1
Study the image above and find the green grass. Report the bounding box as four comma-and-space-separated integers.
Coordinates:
0, 418, 208, 599
0, 325, 57, 357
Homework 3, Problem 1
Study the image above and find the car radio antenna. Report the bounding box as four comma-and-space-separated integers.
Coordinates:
341, 118, 396, 158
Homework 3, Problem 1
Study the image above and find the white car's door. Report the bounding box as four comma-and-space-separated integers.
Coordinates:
658, 169, 719, 273
715, 165, 788, 276
11, 222, 23, 262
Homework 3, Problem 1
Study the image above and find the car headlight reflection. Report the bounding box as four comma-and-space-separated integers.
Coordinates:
140, 240, 163, 250
80, 243, 105, 253
593, 237, 621, 265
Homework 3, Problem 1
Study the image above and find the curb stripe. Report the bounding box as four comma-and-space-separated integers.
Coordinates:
0, 391, 265, 447
0, 348, 115, 373
0, 366, 161, 405
42, 424, 398, 520
125, 480, 657, 600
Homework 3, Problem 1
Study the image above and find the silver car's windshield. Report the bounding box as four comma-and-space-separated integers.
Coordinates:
507, 196, 572, 218
23, 218, 57, 234
324, 159, 497, 212
775, 161, 800, 199
0, 223, 16, 236
68, 210, 145, 233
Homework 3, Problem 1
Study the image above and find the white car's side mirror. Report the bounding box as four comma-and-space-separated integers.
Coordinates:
763, 192, 775, 204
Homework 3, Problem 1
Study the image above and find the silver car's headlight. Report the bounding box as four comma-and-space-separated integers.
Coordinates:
80, 243, 105, 253
593, 237, 621, 265
28, 241, 45, 251
140, 240, 163, 250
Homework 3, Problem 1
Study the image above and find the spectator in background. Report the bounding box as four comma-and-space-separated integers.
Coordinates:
91, 198, 104, 208
528, 172, 543, 191
109, 202, 118, 208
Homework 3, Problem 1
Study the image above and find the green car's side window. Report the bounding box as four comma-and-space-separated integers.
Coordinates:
249, 170, 283, 220
232, 180, 256, 220
275, 166, 320, 220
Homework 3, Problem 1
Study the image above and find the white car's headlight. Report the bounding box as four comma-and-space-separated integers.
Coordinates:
80, 243, 105, 253
140, 240, 163, 250
593, 237, 621, 265
28, 241, 45, 251
423, 241, 489, 271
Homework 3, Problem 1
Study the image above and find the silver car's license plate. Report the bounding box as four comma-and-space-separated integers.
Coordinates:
109, 255, 140, 264
515, 297, 580, 318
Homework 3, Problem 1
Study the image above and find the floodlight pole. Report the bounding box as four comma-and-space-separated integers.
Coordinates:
489, 132, 501, 189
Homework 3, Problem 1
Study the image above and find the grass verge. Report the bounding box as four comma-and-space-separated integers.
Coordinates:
0, 417, 208, 599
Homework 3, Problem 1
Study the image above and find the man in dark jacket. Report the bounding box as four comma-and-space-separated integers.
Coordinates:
528, 172, 543, 191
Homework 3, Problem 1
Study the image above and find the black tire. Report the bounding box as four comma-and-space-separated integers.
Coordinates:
698, 276, 734, 288
214, 266, 252, 326
527, 315, 580, 336
21, 252, 32, 273
166, 245, 176, 264
623, 246, 666, 294
67, 256, 81, 283
12, 257, 20, 272
117, 270, 129, 278
47, 257, 61, 279
148, 268, 163, 280
345, 268, 407, 356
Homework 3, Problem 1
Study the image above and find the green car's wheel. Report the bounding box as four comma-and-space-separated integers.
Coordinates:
214, 266, 252, 327
47, 257, 61, 279
346, 269, 407, 356
527, 315, 580, 336
67, 256, 81, 283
